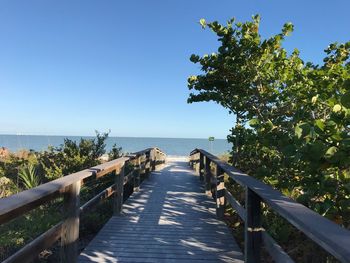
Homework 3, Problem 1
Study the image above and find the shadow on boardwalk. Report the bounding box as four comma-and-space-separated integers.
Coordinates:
79, 157, 243, 263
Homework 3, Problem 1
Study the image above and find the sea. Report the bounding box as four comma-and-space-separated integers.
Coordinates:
0, 135, 232, 156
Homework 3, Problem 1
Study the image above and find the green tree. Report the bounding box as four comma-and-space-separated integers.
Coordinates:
188, 15, 350, 229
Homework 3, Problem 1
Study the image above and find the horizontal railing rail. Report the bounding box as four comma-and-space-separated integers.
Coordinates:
0, 147, 166, 263
189, 148, 350, 263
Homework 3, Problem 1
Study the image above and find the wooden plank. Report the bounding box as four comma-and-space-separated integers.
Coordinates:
215, 165, 226, 219
0, 148, 163, 226
61, 181, 81, 263
113, 164, 124, 215
0, 157, 128, 225
145, 151, 151, 177
204, 156, 211, 196
79, 157, 244, 263
123, 170, 134, 185
0, 147, 166, 263
133, 157, 141, 192
199, 153, 204, 181
2, 222, 62, 263
262, 231, 294, 263
225, 190, 246, 221
244, 187, 262, 262
151, 148, 156, 171
79, 184, 115, 214
192, 149, 350, 263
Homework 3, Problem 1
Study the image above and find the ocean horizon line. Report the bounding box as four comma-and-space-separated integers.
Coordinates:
0, 134, 232, 156
0, 133, 228, 141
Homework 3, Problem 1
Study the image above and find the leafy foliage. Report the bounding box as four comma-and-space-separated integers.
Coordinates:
18, 164, 40, 189
39, 131, 110, 180
108, 143, 122, 160
0, 132, 123, 261
188, 15, 350, 257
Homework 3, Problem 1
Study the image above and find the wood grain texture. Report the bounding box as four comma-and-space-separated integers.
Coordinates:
61, 181, 81, 263
191, 149, 350, 263
114, 165, 125, 216
0, 157, 129, 225
0, 148, 166, 226
79, 157, 243, 263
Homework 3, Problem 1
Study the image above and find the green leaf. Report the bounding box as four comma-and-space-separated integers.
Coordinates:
331, 133, 343, 141
295, 125, 302, 139
311, 95, 318, 104
314, 119, 325, 132
341, 91, 350, 108
249, 118, 260, 127
295, 123, 310, 139
199, 18, 206, 29
325, 146, 338, 159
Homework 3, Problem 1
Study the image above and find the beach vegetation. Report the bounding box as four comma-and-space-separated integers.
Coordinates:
0, 132, 122, 261
188, 15, 350, 261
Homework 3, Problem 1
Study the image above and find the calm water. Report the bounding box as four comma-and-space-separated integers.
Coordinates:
0, 135, 232, 156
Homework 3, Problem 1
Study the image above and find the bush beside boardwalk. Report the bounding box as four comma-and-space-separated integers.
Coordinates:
0, 132, 124, 262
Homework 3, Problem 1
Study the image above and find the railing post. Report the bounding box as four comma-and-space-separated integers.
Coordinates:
61, 180, 81, 263
204, 156, 211, 196
195, 153, 199, 173
151, 149, 156, 171
145, 151, 150, 177
215, 165, 226, 219
133, 157, 141, 192
199, 153, 204, 181
114, 163, 125, 215
245, 187, 262, 263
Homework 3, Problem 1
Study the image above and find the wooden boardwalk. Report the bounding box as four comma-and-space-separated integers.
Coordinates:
78, 157, 244, 263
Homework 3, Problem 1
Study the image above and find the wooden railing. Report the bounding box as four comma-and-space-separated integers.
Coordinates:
0, 147, 166, 263
189, 149, 350, 263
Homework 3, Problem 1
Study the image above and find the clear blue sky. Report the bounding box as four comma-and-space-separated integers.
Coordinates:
0, 1, 349, 138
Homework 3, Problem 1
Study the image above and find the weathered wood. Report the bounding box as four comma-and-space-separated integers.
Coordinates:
225, 190, 246, 221
114, 164, 125, 215
151, 148, 156, 171
133, 157, 141, 192
0, 147, 166, 263
2, 222, 62, 263
199, 153, 204, 181
0, 157, 128, 225
61, 181, 81, 263
262, 231, 294, 263
123, 169, 134, 185
79, 157, 244, 263
140, 154, 146, 176
204, 156, 211, 196
191, 149, 350, 263
79, 184, 115, 214
145, 152, 150, 177
193, 153, 200, 173
215, 165, 226, 219
245, 187, 262, 263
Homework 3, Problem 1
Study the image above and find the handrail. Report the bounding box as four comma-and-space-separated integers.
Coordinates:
189, 148, 350, 263
0, 147, 166, 263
